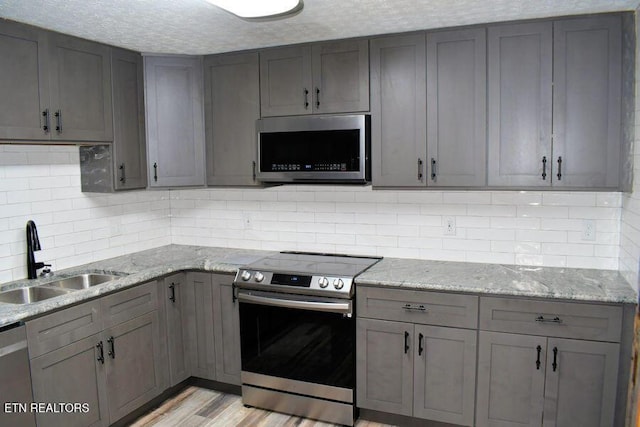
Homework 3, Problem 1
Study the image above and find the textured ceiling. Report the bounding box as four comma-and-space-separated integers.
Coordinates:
0, 0, 638, 55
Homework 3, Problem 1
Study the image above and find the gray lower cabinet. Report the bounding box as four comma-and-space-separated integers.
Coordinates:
0, 325, 36, 427
111, 48, 147, 190
184, 272, 216, 379
356, 287, 478, 426
184, 272, 239, 384
161, 273, 190, 386
204, 52, 260, 186
213, 277, 241, 385
487, 21, 553, 187
426, 28, 486, 187
476, 297, 621, 427
476, 331, 619, 427
552, 16, 621, 188
0, 19, 113, 142
260, 40, 369, 117
357, 318, 477, 426
370, 34, 427, 187
144, 55, 206, 187
28, 281, 165, 427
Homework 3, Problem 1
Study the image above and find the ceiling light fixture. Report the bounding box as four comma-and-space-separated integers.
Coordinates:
206, 0, 303, 20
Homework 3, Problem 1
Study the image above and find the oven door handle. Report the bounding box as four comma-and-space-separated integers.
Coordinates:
237, 292, 352, 315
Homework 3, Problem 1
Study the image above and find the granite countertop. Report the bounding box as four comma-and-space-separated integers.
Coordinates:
356, 258, 638, 304
0, 245, 274, 328
0, 245, 636, 328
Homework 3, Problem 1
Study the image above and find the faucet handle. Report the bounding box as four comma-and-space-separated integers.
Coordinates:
39, 265, 53, 278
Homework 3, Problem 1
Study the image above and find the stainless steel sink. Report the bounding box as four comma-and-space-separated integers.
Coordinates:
0, 286, 72, 304
43, 273, 123, 290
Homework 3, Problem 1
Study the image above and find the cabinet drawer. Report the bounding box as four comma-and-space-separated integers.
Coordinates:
102, 281, 158, 328
357, 286, 478, 329
27, 300, 102, 359
479, 297, 623, 342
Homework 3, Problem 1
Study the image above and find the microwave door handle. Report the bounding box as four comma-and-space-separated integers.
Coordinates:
237, 292, 352, 315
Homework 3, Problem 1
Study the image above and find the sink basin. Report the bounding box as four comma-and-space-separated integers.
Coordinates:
0, 286, 72, 304
44, 273, 123, 290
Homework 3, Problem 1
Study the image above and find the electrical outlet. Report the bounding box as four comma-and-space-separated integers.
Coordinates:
582, 219, 596, 241
444, 216, 456, 236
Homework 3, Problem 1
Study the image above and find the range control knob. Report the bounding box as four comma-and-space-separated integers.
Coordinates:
318, 277, 329, 288
254, 272, 264, 282
241, 271, 251, 281
333, 278, 344, 290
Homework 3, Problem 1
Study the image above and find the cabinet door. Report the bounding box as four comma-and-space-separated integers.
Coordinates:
30, 334, 108, 427
552, 16, 621, 188
311, 39, 369, 113
104, 311, 164, 423
413, 325, 477, 426
162, 274, 190, 386
0, 20, 50, 140
213, 274, 241, 385
487, 22, 552, 187
356, 318, 413, 416
204, 52, 260, 186
260, 46, 312, 116
144, 56, 206, 187
370, 34, 427, 187
427, 28, 486, 187
49, 33, 113, 142
476, 331, 546, 427
112, 48, 147, 190
184, 272, 216, 380
542, 338, 619, 427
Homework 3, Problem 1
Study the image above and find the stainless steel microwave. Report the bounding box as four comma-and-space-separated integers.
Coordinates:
256, 114, 371, 184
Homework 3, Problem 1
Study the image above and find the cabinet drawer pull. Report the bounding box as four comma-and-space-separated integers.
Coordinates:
252, 160, 256, 181
315, 87, 320, 108
552, 347, 558, 372
542, 156, 547, 180
431, 158, 437, 180
169, 283, 176, 303
536, 345, 541, 370
535, 315, 562, 324
119, 163, 126, 184
107, 336, 115, 359
403, 303, 427, 312
55, 110, 62, 133
153, 162, 158, 182
42, 109, 50, 133
417, 158, 423, 181
96, 341, 104, 364
556, 156, 562, 180
303, 88, 309, 109
418, 333, 424, 356
404, 331, 409, 354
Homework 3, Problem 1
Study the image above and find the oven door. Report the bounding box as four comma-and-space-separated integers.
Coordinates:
237, 289, 355, 393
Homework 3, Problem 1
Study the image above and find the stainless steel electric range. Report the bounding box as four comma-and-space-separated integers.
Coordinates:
233, 251, 381, 426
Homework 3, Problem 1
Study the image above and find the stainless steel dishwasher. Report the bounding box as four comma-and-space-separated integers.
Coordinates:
0, 324, 36, 427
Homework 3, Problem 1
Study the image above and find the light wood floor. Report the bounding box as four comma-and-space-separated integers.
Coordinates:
132, 386, 395, 427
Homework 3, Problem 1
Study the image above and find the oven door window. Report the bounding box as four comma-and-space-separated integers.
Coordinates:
239, 301, 354, 389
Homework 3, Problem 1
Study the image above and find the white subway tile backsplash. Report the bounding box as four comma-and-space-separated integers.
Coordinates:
542, 192, 596, 206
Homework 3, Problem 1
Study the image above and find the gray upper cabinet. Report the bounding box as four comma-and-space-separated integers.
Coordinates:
112, 48, 147, 190
487, 22, 553, 187
0, 20, 49, 140
260, 46, 312, 116
0, 19, 113, 142
144, 55, 206, 187
552, 16, 622, 188
427, 28, 486, 187
260, 40, 369, 117
49, 33, 113, 142
204, 52, 260, 186
370, 34, 427, 187
311, 40, 369, 114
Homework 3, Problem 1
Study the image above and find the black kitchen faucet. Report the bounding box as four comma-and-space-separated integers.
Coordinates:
26, 220, 50, 279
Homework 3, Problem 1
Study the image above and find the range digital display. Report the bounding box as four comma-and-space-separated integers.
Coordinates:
271, 274, 312, 287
